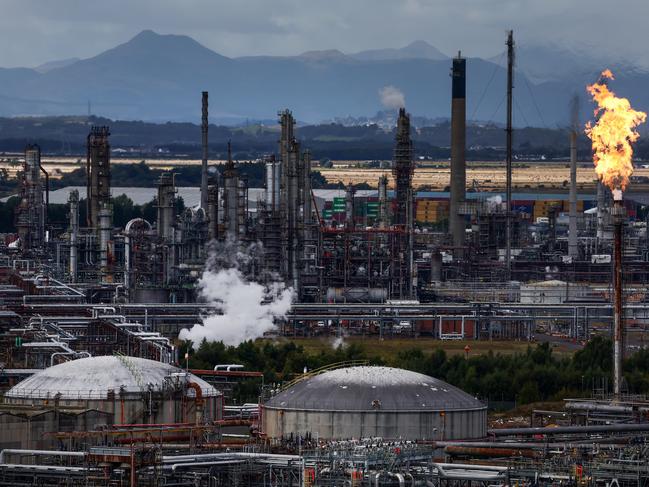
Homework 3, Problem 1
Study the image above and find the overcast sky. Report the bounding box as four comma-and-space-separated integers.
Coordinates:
2, 0, 647, 68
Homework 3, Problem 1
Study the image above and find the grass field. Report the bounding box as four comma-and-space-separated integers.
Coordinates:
263, 336, 576, 362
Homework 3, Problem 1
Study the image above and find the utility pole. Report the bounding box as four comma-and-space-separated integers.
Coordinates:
505, 30, 514, 279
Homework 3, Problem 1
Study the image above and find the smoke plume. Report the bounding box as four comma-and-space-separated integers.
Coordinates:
379, 85, 405, 109
179, 240, 294, 348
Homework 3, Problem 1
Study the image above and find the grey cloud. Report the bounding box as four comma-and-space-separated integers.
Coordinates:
0, 0, 647, 67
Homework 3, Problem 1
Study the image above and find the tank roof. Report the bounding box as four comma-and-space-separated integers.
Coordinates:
265, 366, 484, 412
5, 356, 219, 400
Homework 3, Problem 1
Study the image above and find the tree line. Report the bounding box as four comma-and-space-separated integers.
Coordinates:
183, 337, 648, 406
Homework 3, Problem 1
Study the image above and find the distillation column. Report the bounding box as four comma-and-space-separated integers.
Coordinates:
392, 108, 415, 298
222, 142, 240, 240
157, 173, 177, 284
87, 126, 111, 230
378, 174, 389, 229
68, 190, 79, 281
15, 145, 46, 250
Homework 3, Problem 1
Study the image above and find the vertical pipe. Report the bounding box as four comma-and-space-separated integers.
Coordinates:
612, 192, 624, 397
201, 92, 209, 211
303, 149, 312, 227
597, 181, 606, 244
450, 52, 466, 254
505, 30, 514, 278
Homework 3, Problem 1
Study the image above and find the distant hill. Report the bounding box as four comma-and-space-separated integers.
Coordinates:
34, 57, 81, 73
351, 40, 448, 61
0, 31, 648, 127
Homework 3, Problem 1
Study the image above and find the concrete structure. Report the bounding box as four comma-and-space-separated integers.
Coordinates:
263, 366, 486, 440
1, 356, 222, 449
449, 53, 466, 253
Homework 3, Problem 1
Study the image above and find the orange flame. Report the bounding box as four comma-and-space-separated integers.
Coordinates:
585, 69, 646, 192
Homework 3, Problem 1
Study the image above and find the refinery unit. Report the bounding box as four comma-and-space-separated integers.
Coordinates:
1, 33, 649, 487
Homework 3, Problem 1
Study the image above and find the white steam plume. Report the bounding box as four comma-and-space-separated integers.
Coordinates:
379, 85, 405, 109
179, 240, 294, 348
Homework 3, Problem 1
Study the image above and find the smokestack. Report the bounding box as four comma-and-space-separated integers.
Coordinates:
569, 96, 579, 259
612, 189, 625, 397
201, 91, 209, 210
450, 52, 466, 253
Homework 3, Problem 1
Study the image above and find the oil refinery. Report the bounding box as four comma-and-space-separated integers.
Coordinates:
0, 28, 648, 487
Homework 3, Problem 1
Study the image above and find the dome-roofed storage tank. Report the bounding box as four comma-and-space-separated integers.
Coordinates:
263, 366, 486, 440
1, 356, 222, 449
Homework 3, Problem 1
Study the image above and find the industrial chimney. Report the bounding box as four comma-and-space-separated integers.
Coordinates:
449, 52, 466, 253
201, 91, 209, 211
568, 95, 579, 259
611, 189, 625, 397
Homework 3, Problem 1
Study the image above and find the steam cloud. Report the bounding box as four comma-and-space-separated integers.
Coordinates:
179, 240, 294, 348
379, 85, 405, 109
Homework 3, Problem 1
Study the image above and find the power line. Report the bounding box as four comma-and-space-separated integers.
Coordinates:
470, 51, 505, 121
522, 74, 547, 128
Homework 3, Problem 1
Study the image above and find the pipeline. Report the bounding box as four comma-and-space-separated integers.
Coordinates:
444, 446, 537, 458
489, 422, 649, 436
0, 449, 84, 464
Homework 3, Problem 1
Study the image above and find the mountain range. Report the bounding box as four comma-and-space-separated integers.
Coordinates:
0, 30, 647, 127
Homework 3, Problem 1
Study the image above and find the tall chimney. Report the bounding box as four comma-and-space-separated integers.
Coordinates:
612, 189, 625, 397
201, 91, 209, 210
450, 52, 466, 253
568, 131, 578, 258
568, 95, 579, 259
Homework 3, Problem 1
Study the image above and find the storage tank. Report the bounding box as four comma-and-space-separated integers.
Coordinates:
263, 366, 486, 440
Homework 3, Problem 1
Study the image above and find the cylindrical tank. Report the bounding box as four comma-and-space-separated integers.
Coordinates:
263, 366, 487, 440
3, 356, 222, 450
326, 287, 387, 303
